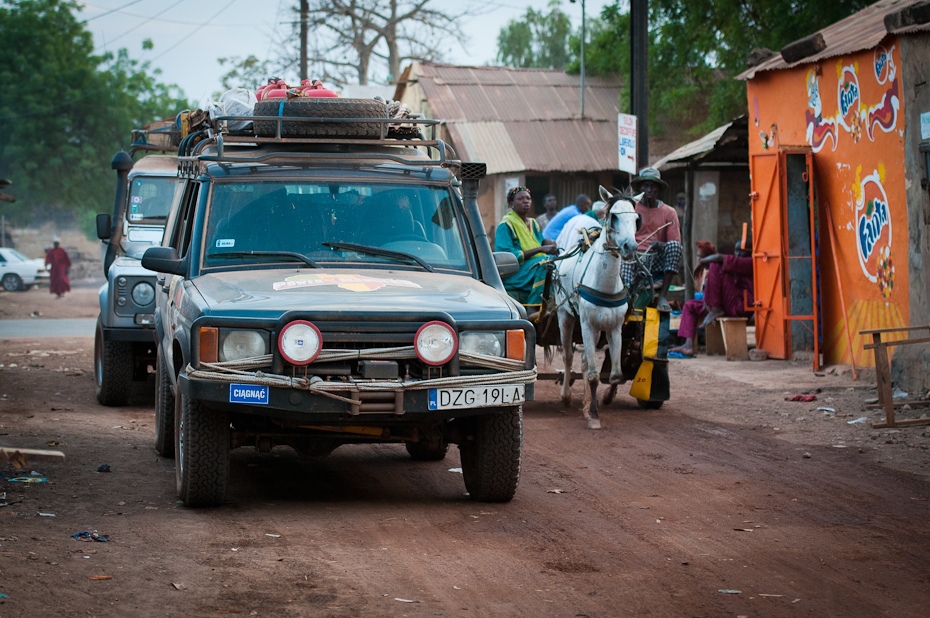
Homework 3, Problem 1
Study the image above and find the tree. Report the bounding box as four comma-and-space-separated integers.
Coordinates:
0, 0, 189, 223
289, 0, 465, 86
496, 0, 573, 69
582, 0, 873, 135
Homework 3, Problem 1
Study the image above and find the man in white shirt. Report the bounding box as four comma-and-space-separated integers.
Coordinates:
555, 200, 607, 253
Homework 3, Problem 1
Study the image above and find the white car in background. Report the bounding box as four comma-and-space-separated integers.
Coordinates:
0, 247, 49, 291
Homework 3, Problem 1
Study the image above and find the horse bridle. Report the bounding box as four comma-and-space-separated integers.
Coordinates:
600, 209, 639, 257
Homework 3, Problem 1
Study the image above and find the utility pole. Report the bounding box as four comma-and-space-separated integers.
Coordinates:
631, 0, 648, 169
571, 0, 586, 118
299, 0, 309, 81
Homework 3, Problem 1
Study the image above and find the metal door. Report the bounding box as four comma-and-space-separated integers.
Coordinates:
749, 149, 820, 365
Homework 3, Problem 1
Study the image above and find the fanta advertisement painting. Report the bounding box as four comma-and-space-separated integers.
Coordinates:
748, 42, 909, 367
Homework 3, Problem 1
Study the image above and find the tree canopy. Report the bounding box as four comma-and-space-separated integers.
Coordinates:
497, 0, 874, 135
0, 0, 189, 224
496, 0, 573, 69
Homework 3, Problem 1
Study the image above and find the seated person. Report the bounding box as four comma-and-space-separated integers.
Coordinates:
670, 239, 754, 357
494, 186, 557, 306
619, 167, 682, 312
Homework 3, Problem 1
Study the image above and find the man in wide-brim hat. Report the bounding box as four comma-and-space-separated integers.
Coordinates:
621, 167, 682, 312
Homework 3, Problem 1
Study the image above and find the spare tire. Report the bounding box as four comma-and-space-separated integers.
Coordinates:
253, 98, 388, 139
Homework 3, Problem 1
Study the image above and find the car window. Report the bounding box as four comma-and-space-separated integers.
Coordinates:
128, 176, 176, 224
202, 181, 470, 271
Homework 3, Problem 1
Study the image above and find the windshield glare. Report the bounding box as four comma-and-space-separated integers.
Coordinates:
203, 182, 469, 271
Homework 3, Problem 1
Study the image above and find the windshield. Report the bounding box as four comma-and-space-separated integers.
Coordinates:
202, 181, 470, 272
128, 176, 176, 224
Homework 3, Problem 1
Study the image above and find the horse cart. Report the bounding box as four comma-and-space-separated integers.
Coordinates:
525, 190, 672, 427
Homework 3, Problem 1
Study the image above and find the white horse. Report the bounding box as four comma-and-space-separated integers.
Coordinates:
553, 186, 640, 429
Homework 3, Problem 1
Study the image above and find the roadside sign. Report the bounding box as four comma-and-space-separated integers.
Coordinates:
618, 113, 637, 173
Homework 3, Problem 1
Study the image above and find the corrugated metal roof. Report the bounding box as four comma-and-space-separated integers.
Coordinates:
446, 122, 524, 175
738, 0, 929, 80
653, 116, 748, 169
402, 62, 621, 173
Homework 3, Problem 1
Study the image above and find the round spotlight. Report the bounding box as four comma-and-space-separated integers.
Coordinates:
278, 320, 322, 365
414, 321, 457, 366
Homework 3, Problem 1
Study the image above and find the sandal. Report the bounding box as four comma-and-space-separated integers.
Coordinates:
656, 298, 672, 312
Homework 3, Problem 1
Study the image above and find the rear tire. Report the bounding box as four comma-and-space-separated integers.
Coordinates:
94, 319, 133, 406
2, 273, 23, 292
459, 407, 523, 502
175, 393, 229, 507
252, 98, 387, 139
154, 356, 175, 458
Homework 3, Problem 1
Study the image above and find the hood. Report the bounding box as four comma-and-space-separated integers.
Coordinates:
192, 268, 520, 321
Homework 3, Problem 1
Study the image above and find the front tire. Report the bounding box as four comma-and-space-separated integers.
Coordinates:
175, 393, 229, 507
2, 273, 23, 292
459, 407, 523, 502
94, 319, 133, 406
154, 356, 175, 457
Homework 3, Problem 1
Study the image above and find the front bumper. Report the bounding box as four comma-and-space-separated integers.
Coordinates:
179, 371, 535, 423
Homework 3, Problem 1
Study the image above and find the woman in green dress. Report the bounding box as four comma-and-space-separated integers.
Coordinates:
494, 186, 557, 306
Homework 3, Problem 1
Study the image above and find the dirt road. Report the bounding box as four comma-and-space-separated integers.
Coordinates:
1, 287, 929, 617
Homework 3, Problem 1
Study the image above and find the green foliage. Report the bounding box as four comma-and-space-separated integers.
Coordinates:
581, 0, 873, 135
496, 0, 573, 69
218, 55, 279, 94
0, 0, 190, 224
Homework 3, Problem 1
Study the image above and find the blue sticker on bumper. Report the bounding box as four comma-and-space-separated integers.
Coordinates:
229, 383, 269, 405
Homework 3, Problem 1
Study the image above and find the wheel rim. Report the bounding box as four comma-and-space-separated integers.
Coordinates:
2, 275, 18, 291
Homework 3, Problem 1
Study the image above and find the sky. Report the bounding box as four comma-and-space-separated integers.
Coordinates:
78, 0, 619, 104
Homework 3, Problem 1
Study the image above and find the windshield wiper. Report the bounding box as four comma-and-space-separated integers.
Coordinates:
206, 250, 320, 268
323, 242, 435, 273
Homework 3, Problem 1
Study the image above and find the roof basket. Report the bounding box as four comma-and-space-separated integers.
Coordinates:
131, 119, 181, 154
177, 109, 461, 178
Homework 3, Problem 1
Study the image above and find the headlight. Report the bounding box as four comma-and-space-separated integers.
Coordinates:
278, 320, 322, 365
220, 330, 269, 361
459, 331, 504, 357
131, 282, 156, 306
415, 321, 457, 366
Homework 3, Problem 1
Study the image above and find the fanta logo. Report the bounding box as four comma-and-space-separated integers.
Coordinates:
839, 81, 859, 117
874, 53, 886, 79
857, 198, 889, 264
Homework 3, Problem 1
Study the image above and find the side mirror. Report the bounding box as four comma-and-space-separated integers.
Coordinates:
142, 246, 185, 276
96, 213, 111, 239
493, 251, 519, 277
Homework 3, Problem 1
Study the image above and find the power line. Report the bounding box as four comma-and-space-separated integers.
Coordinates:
150, 0, 240, 62
82, 0, 147, 23
92, 0, 188, 54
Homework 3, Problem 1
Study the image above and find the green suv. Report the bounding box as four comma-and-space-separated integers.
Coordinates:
142, 100, 535, 506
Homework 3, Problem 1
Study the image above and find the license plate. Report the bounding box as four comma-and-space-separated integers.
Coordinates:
229, 383, 269, 405
428, 384, 525, 410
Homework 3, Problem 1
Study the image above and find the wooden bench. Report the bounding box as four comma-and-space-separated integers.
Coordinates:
861, 325, 930, 429
705, 317, 749, 361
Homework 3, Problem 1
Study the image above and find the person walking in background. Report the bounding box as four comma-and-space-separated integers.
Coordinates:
670, 239, 754, 357
45, 237, 71, 299
536, 194, 559, 231
541, 194, 592, 241
494, 186, 557, 308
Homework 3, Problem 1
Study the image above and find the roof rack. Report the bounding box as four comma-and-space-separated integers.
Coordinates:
130, 120, 182, 156
177, 114, 461, 179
